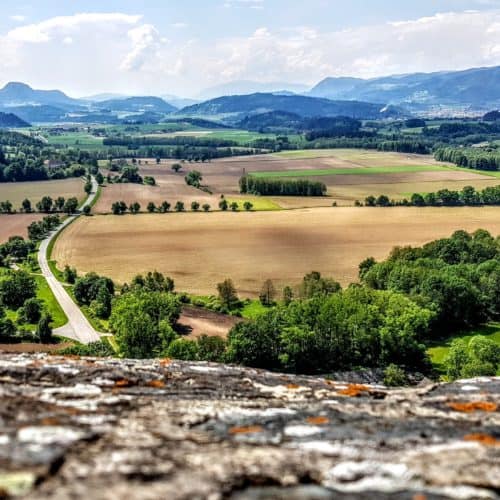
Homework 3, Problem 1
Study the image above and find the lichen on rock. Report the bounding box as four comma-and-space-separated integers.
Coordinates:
0, 353, 499, 499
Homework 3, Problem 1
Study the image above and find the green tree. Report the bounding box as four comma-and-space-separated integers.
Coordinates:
63, 197, 79, 214
217, 279, 239, 310
191, 201, 200, 211
159, 201, 171, 213
197, 335, 226, 362
171, 163, 182, 173
219, 199, 228, 211
82, 205, 91, 216
21, 198, 32, 213
259, 279, 276, 306
19, 298, 42, 324
282, 286, 293, 306
243, 201, 253, 211
230, 202, 239, 211
175, 201, 185, 212
0, 271, 37, 308
147, 202, 157, 213
129, 202, 141, 214
37, 313, 53, 344
202, 203, 211, 212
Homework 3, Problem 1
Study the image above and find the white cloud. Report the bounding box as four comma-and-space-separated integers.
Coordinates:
0, 9, 499, 96
10, 15, 26, 22
120, 24, 162, 71
7, 12, 141, 43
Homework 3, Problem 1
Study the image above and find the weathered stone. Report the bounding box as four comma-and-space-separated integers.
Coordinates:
0, 353, 498, 499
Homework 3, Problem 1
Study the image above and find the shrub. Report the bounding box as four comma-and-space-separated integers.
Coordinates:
383, 364, 409, 386
165, 338, 199, 360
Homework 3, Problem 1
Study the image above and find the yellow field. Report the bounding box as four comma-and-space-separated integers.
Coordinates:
0, 178, 85, 210
52, 207, 500, 297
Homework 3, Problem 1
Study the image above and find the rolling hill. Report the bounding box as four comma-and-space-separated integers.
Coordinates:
179, 93, 404, 119
97, 96, 177, 114
0, 112, 30, 128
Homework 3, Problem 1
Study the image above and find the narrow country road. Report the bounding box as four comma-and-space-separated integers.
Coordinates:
38, 176, 101, 344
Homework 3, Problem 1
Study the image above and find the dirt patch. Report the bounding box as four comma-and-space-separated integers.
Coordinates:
178, 306, 241, 339
0, 342, 72, 353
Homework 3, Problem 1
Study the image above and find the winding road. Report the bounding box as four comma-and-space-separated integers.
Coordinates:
38, 176, 101, 344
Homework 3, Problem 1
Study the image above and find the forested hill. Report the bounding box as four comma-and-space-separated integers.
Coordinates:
179, 93, 405, 119
0, 112, 30, 128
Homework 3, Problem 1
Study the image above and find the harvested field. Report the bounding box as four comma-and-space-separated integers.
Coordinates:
52, 207, 500, 297
0, 343, 72, 353
0, 178, 85, 209
0, 213, 45, 242
94, 150, 498, 211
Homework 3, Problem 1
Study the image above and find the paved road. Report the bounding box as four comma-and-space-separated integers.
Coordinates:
38, 177, 101, 344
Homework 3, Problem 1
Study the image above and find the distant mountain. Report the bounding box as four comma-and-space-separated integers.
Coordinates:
162, 95, 200, 109
198, 80, 310, 100
0, 112, 30, 128
0, 82, 82, 109
179, 93, 404, 120
97, 96, 177, 114
83, 93, 129, 102
310, 66, 500, 112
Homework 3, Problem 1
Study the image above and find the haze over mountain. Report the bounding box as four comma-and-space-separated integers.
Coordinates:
310, 66, 500, 112
0, 82, 82, 109
198, 81, 311, 100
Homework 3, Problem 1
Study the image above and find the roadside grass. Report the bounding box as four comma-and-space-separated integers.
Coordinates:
427, 322, 500, 372
34, 274, 68, 328
226, 197, 281, 211
251, 165, 446, 178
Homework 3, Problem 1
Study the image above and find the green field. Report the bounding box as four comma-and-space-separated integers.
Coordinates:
45, 132, 104, 148
226, 197, 281, 210
427, 322, 500, 371
251, 165, 446, 178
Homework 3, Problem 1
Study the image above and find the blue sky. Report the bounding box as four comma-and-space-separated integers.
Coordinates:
0, 0, 499, 97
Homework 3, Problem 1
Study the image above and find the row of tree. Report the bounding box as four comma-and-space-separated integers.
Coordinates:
111, 199, 254, 214
240, 176, 327, 196
362, 185, 500, 207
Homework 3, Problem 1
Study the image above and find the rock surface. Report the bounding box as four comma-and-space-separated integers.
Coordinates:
0, 353, 499, 499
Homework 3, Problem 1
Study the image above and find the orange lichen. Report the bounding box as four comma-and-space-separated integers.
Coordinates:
40, 417, 61, 426
147, 380, 166, 388
338, 384, 370, 397
160, 358, 172, 367
447, 401, 498, 413
412, 494, 427, 500
114, 379, 134, 388
463, 433, 500, 447
228, 425, 264, 435
306, 416, 330, 425
286, 384, 300, 390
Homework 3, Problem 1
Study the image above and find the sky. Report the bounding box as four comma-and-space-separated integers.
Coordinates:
0, 0, 499, 98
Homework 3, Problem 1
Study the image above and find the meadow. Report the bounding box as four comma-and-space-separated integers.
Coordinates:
53, 206, 500, 297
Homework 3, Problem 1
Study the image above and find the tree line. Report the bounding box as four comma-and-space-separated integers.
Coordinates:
360, 185, 500, 207
240, 176, 326, 196
434, 147, 500, 171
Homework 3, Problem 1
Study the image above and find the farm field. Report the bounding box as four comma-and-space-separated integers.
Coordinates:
0, 213, 44, 242
52, 206, 500, 297
0, 178, 85, 209
94, 150, 499, 211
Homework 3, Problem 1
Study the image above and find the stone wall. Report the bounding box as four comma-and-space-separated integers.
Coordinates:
0, 353, 499, 499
